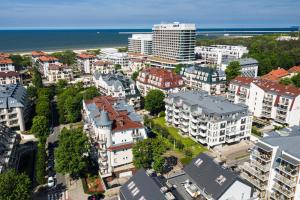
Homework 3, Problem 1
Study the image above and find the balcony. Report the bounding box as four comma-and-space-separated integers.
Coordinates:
242, 163, 269, 181
252, 150, 272, 162
272, 182, 294, 198
240, 172, 266, 190
277, 105, 288, 112
275, 116, 287, 124
276, 164, 298, 177
251, 159, 271, 172
274, 172, 297, 188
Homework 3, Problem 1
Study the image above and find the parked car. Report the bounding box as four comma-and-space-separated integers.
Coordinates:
47, 176, 55, 188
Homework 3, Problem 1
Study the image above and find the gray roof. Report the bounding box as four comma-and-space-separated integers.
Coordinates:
98, 110, 113, 126
0, 83, 27, 109
223, 58, 258, 67
119, 169, 167, 200
168, 91, 248, 116
94, 72, 135, 91
184, 154, 240, 199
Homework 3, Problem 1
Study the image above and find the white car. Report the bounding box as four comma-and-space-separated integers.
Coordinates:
47, 176, 55, 188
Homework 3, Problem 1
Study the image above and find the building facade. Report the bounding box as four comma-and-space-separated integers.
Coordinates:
82, 96, 147, 178
165, 91, 252, 147
228, 77, 300, 126
136, 67, 184, 96
91, 60, 115, 74
47, 63, 73, 83
37, 55, 59, 77
0, 71, 22, 85
100, 53, 129, 68
221, 58, 259, 77
181, 65, 226, 95
77, 53, 97, 74
128, 34, 153, 55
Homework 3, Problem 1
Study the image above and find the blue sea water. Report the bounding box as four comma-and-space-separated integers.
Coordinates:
0, 28, 297, 53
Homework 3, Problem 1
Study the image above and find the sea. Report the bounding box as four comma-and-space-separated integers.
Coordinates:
0, 28, 298, 53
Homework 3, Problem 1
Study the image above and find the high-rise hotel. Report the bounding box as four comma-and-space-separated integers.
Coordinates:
149, 22, 196, 68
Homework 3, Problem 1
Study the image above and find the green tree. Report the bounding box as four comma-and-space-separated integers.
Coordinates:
9, 54, 31, 70
36, 143, 46, 185
31, 116, 49, 143
56, 79, 68, 92
279, 78, 292, 85
52, 50, 76, 66
55, 128, 90, 178
35, 100, 50, 118
0, 169, 31, 200
82, 86, 99, 100
152, 156, 165, 173
131, 71, 139, 81
32, 67, 43, 88
291, 73, 300, 87
145, 89, 165, 115
173, 64, 183, 75
225, 61, 242, 82
114, 64, 122, 71
27, 86, 38, 100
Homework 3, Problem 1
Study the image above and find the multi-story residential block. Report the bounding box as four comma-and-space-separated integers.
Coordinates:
37, 55, 59, 77
136, 67, 184, 96
261, 68, 289, 81
240, 126, 300, 199
31, 51, 47, 62
195, 45, 248, 66
149, 22, 196, 68
82, 96, 147, 178
0, 58, 15, 72
0, 71, 22, 85
0, 123, 19, 173
181, 65, 226, 95
124, 58, 146, 76
228, 77, 300, 126
77, 53, 97, 74
47, 63, 73, 83
128, 34, 153, 55
276, 35, 299, 41
288, 66, 300, 77
0, 83, 30, 131
221, 58, 259, 77
165, 91, 252, 147
91, 60, 115, 74
93, 72, 141, 108
100, 52, 129, 68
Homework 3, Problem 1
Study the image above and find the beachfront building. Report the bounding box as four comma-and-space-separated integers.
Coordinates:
0, 58, 15, 72
276, 35, 299, 41
123, 58, 146, 76
47, 63, 73, 83
0, 83, 30, 131
37, 55, 59, 77
91, 60, 115, 74
128, 34, 153, 55
228, 77, 300, 126
82, 96, 147, 178
100, 52, 129, 68
181, 65, 226, 95
136, 67, 184, 96
240, 126, 300, 199
31, 51, 47, 62
221, 58, 259, 78
77, 53, 97, 74
0, 71, 22, 85
148, 22, 196, 69
93, 72, 141, 108
165, 91, 252, 147
195, 45, 248, 66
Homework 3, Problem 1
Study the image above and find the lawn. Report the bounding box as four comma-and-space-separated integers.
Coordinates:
152, 117, 207, 164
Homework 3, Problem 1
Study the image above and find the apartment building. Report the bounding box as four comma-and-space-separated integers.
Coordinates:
181, 65, 226, 95
136, 67, 184, 96
100, 52, 129, 68
77, 53, 97, 74
128, 34, 153, 55
0, 123, 19, 173
93, 72, 141, 108
47, 63, 73, 83
288, 66, 300, 77
31, 51, 47, 62
91, 60, 115, 74
221, 58, 259, 77
262, 68, 289, 81
149, 22, 196, 68
0, 58, 15, 72
124, 58, 146, 76
0, 71, 21, 85
165, 91, 252, 147
195, 45, 248, 66
0, 83, 30, 131
82, 96, 147, 178
240, 126, 300, 199
37, 55, 59, 77
228, 77, 300, 126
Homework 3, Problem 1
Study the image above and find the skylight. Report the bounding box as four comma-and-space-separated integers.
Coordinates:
215, 175, 227, 185
194, 158, 203, 167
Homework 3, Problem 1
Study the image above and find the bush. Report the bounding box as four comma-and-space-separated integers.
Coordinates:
251, 127, 262, 137
184, 149, 193, 157
36, 143, 46, 185
159, 111, 166, 117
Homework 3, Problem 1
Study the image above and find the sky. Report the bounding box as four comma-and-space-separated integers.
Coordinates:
1, 0, 300, 29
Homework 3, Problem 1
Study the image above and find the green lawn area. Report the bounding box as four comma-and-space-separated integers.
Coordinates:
152, 117, 207, 164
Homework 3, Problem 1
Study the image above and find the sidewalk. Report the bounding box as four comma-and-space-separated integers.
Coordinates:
65, 175, 89, 200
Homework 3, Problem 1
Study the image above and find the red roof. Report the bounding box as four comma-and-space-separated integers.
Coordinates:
107, 143, 134, 151
92, 60, 113, 66
0, 71, 19, 78
261, 68, 289, 81
38, 56, 58, 62
0, 58, 13, 65
0, 53, 10, 59
137, 67, 184, 89
84, 96, 143, 132
32, 51, 46, 57
231, 76, 254, 87
48, 63, 71, 70
77, 53, 96, 59
288, 66, 300, 74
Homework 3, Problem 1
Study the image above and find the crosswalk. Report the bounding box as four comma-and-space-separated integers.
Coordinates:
48, 190, 68, 200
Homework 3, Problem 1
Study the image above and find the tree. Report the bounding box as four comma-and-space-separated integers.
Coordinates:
145, 89, 165, 115
32, 67, 43, 88
114, 64, 122, 71
56, 79, 68, 92
173, 64, 183, 75
291, 73, 300, 87
27, 86, 38, 100
131, 71, 139, 81
9, 54, 31, 70
0, 169, 31, 200
55, 128, 90, 178
51, 50, 76, 66
152, 156, 165, 173
31, 116, 49, 143
82, 86, 99, 100
225, 61, 242, 82
279, 78, 292, 85
35, 98, 50, 118
36, 143, 46, 185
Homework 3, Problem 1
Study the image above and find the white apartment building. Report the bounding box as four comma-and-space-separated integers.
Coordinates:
165, 91, 252, 147
228, 77, 300, 126
124, 58, 146, 76
0, 58, 15, 72
47, 63, 73, 83
77, 53, 97, 74
82, 96, 147, 178
0, 72, 21, 85
240, 126, 300, 199
37, 55, 59, 77
0, 83, 30, 131
195, 45, 249, 66
221, 58, 259, 78
181, 65, 226, 95
93, 72, 141, 108
128, 34, 153, 55
100, 52, 129, 68
149, 22, 196, 68
91, 60, 115, 74
31, 51, 47, 62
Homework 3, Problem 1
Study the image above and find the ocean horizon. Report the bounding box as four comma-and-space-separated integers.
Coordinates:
0, 27, 298, 53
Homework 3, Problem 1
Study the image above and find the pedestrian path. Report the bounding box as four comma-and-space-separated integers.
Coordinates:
48, 190, 68, 200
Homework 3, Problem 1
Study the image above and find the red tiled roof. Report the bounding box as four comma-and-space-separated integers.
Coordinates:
0, 53, 10, 59
137, 67, 184, 89
32, 51, 46, 57
261, 68, 289, 81
38, 56, 59, 62
77, 53, 96, 59
0, 58, 13, 65
107, 143, 134, 151
48, 63, 71, 70
92, 60, 113, 66
85, 96, 143, 132
288, 66, 300, 74
231, 76, 254, 86
0, 71, 19, 78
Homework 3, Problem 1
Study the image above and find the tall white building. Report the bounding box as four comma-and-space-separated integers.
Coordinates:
77, 53, 97, 74
128, 34, 153, 55
165, 91, 252, 147
149, 22, 196, 68
82, 96, 147, 178
240, 126, 300, 199
221, 58, 259, 78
